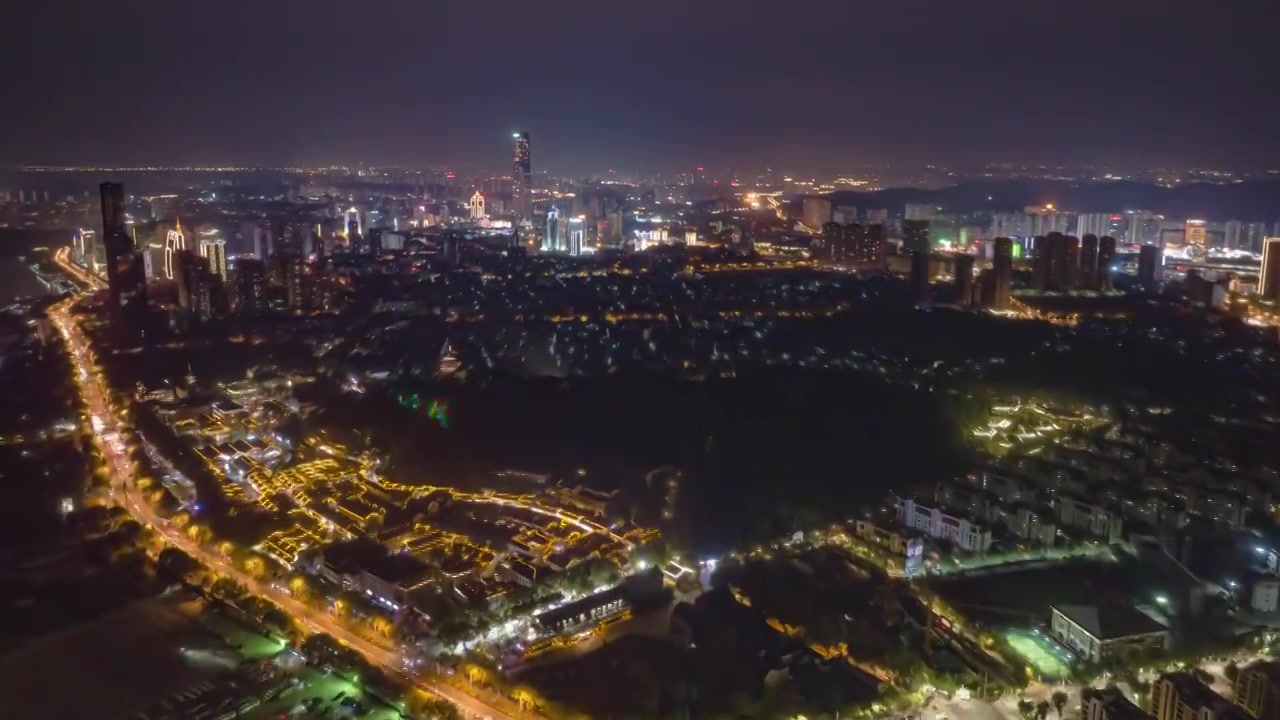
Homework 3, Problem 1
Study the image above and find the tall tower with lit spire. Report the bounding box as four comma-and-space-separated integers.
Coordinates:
512, 132, 531, 222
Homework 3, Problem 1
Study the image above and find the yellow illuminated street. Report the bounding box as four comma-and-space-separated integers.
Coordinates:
47, 280, 518, 720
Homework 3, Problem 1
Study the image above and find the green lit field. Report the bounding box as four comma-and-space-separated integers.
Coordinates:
1005, 628, 1073, 680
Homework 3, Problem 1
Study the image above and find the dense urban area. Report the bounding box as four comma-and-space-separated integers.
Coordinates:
4, 146, 1280, 720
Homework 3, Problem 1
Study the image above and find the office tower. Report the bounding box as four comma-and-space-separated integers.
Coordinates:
1260, 238, 1280, 301
99, 182, 148, 341
544, 206, 561, 252
233, 258, 268, 315
283, 254, 309, 311
164, 218, 185, 280
1152, 673, 1250, 720
1081, 687, 1153, 720
1234, 659, 1280, 720
1137, 244, 1164, 290
802, 196, 832, 230
568, 216, 585, 256
175, 250, 212, 324
1185, 219, 1207, 249
512, 132, 531, 222
990, 236, 1013, 309
954, 255, 975, 307
199, 238, 227, 279
1080, 234, 1100, 289
866, 208, 888, 227
904, 203, 939, 221
1098, 236, 1117, 290
910, 250, 930, 304
469, 190, 486, 220
903, 219, 930, 254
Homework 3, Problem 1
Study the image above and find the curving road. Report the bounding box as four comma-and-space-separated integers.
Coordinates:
48, 288, 516, 720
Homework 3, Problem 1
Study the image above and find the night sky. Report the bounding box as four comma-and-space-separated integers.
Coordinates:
5, 0, 1278, 173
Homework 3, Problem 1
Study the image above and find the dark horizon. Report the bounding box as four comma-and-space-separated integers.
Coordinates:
5, 0, 1280, 174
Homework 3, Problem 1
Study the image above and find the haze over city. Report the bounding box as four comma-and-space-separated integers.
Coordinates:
8, 4, 1280, 720
4, 0, 1280, 173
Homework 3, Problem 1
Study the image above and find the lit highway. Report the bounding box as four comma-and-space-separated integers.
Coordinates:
47, 268, 516, 720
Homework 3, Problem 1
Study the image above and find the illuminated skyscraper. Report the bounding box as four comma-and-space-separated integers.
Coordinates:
803, 197, 833, 230
1260, 238, 1280, 302
568, 216, 585, 256
512, 132, 531, 222
100, 182, 147, 342
200, 237, 227, 279
164, 217, 186, 280
544, 206, 561, 251
469, 190, 486, 220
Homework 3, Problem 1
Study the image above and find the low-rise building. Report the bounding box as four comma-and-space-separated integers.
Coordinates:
853, 520, 925, 557
898, 498, 992, 553
1049, 603, 1169, 664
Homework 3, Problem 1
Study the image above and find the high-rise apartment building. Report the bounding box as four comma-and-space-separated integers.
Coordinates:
200, 238, 227, 279
233, 258, 269, 315
1260, 238, 1280, 301
512, 132, 531, 222
469, 190, 486, 220
1151, 672, 1249, 720
176, 250, 212, 324
903, 219, 930, 254
1099, 236, 1117, 290
990, 236, 1013, 309
1082, 686, 1153, 720
1080, 234, 1100, 289
1138, 244, 1164, 290
954, 254, 975, 307
802, 196, 832, 230
1234, 659, 1280, 720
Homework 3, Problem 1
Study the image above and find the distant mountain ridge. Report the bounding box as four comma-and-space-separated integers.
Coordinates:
823, 179, 1280, 221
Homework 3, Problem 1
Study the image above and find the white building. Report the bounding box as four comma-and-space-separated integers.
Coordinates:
1252, 580, 1279, 613
897, 498, 991, 552
164, 218, 186, 280
1056, 496, 1125, 544
469, 191, 486, 220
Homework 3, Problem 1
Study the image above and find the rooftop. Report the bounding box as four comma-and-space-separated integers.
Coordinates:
1052, 603, 1167, 640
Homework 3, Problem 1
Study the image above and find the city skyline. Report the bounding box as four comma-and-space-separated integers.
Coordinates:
4, 1, 1279, 173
